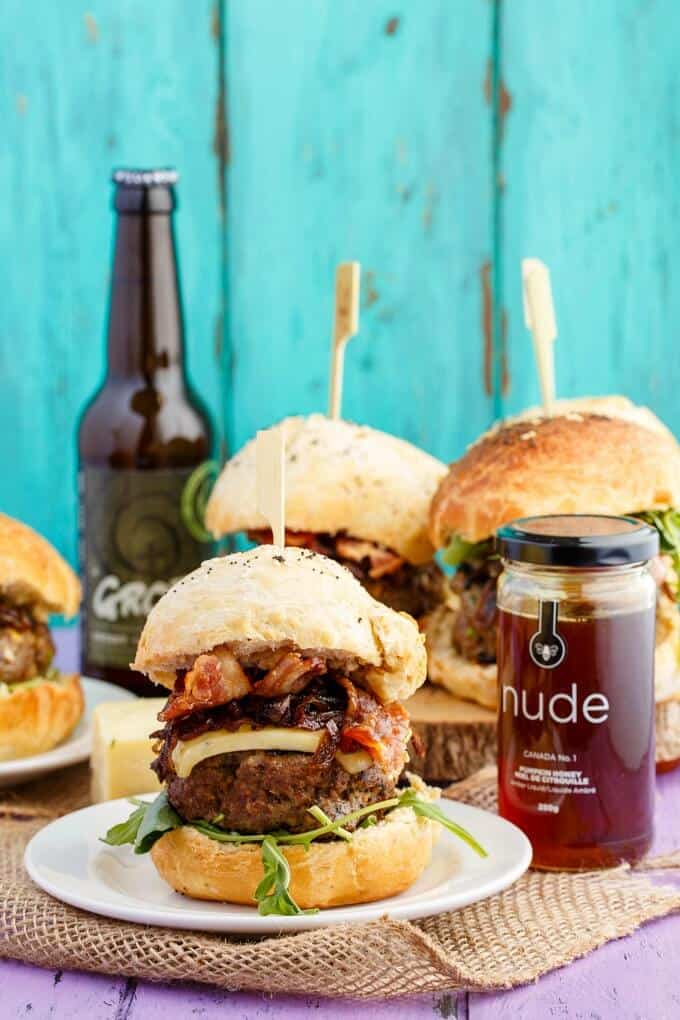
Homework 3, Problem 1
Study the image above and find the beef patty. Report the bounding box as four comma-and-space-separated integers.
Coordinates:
0, 601, 54, 684
450, 557, 501, 664
361, 561, 449, 618
162, 750, 397, 834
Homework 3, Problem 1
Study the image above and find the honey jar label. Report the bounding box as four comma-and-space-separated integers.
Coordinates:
529, 600, 566, 669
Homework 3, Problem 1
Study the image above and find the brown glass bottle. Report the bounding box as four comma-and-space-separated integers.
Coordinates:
78, 169, 216, 695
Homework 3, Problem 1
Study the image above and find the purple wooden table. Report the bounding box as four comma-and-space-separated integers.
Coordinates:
2, 628, 679, 1019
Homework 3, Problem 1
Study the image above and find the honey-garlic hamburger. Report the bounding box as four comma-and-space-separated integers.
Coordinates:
0, 513, 83, 760
426, 396, 680, 709
104, 545, 485, 913
204, 415, 449, 619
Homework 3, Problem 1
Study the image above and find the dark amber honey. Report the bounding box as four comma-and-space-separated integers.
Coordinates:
498, 607, 655, 869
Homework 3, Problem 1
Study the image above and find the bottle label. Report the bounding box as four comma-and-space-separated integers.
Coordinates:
79, 465, 216, 669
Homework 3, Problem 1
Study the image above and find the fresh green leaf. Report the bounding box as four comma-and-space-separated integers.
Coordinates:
101, 792, 182, 854
358, 814, 378, 829
194, 791, 485, 857
397, 789, 487, 857
103, 787, 488, 919
101, 803, 147, 848
442, 535, 494, 568
254, 837, 317, 916
134, 791, 183, 854
192, 794, 404, 849
637, 509, 680, 595
306, 805, 352, 840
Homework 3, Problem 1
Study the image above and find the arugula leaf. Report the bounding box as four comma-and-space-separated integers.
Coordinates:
192, 795, 404, 848
306, 804, 352, 840
101, 792, 182, 854
102, 788, 488, 919
442, 535, 494, 568
358, 814, 378, 829
101, 802, 147, 848
254, 837, 317, 916
637, 509, 680, 594
397, 789, 488, 858
134, 791, 183, 854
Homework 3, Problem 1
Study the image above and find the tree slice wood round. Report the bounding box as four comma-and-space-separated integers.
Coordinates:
407, 685, 680, 782
406, 684, 496, 783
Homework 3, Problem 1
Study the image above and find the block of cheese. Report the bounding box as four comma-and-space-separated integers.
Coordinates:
91, 698, 166, 803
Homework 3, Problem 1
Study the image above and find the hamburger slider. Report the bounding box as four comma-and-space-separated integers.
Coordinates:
104, 545, 484, 913
0, 513, 83, 760
204, 415, 448, 619
426, 396, 680, 709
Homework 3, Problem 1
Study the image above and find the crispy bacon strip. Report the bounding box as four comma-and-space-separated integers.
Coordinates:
159, 648, 251, 721
254, 652, 325, 698
247, 529, 330, 556
334, 537, 404, 579
336, 676, 410, 774
248, 528, 404, 580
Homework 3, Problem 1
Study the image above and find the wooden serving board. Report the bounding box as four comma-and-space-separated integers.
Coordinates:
406, 684, 680, 783
405, 684, 497, 783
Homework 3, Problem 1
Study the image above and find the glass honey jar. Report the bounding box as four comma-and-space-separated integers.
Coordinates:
496, 514, 658, 870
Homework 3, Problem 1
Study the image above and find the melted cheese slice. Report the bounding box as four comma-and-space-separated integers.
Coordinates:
171, 725, 373, 778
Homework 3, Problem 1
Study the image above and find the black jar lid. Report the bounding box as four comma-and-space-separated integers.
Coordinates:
496, 514, 659, 567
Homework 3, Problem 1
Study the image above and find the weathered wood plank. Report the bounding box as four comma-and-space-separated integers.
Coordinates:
497, 0, 680, 429
0, 959, 461, 1019
225, 0, 494, 461
0, 0, 223, 564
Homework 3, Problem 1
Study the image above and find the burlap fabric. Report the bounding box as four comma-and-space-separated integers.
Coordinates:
1, 765, 680, 999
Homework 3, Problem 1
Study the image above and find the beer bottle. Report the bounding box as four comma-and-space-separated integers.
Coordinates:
78, 169, 216, 695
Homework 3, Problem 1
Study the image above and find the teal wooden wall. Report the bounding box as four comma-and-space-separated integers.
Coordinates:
2, 0, 679, 566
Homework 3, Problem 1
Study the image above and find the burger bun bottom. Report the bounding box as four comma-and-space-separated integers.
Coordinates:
0, 673, 84, 761
151, 804, 443, 908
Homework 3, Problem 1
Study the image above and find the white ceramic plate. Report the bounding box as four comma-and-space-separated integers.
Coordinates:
0, 677, 135, 787
24, 796, 532, 933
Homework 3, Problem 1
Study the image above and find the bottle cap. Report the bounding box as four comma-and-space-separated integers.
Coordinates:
496, 514, 659, 567
111, 168, 178, 213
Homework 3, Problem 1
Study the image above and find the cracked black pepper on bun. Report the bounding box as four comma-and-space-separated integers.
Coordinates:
0, 513, 83, 760
103, 545, 488, 913
426, 396, 680, 709
203, 415, 449, 619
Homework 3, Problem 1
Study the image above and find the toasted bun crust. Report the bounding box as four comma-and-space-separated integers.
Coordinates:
430, 399, 680, 546
150, 805, 442, 908
133, 545, 427, 703
0, 674, 83, 761
0, 513, 80, 616
205, 415, 447, 565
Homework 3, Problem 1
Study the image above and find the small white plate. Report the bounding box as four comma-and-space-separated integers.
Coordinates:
24, 796, 532, 933
0, 677, 135, 788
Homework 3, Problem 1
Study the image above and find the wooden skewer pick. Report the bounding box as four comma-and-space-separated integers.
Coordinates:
522, 258, 557, 416
328, 261, 361, 420
256, 427, 286, 548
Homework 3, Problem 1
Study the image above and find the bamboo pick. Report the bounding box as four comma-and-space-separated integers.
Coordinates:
256, 427, 286, 548
328, 261, 361, 420
522, 258, 558, 416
